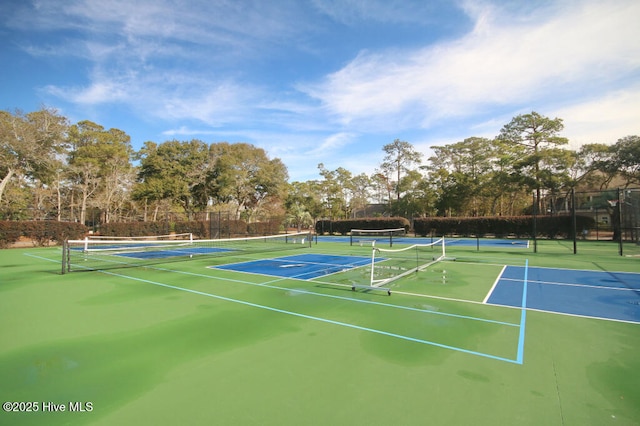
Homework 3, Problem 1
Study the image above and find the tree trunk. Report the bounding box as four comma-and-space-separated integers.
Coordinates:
0, 169, 15, 204
56, 183, 62, 221
80, 186, 89, 225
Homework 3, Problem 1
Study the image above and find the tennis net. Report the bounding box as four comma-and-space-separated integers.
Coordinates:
62, 231, 312, 273
350, 228, 406, 247
369, 237, 446, 289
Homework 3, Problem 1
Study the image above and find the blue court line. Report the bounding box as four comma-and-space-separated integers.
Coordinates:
48, 249, 519, 327
27, 252, 521, 363
195, 263, 519, 328
94, 268, 522, 364
516, 260, 528, 364
499, 277, 638, 292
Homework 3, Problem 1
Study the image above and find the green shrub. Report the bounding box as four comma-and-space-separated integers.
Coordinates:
0, 222, 20, 248
0, 221, 87, 248
413, 215, 595, 238
99, 220, 255, 239
99, 222, 170, 237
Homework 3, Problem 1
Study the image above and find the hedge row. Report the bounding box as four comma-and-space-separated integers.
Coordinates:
0, 221, 87, 248
413, 215, 595, 238
100, 218, 285, 239
2, 215, 594, 248
98, 222, 172, 237
315, 217, 411, 235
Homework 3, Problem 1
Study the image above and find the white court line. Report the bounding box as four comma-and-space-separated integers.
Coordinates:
483, 265, 507, 304
26, 252, 522, 363
500, 277, 639, 292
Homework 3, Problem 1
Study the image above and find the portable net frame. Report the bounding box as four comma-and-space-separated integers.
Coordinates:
62, 231, 312, 273
349, 228, 406, 247
361, 237, 446, 293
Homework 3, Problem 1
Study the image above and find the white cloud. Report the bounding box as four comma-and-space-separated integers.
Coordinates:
17, 0, 322, 128
158, 81, 261, 124
44, 79, 130, 104
554, 86, 640, 147
302, 0, 640, 132
310, 0, 450, 25
308, 132, 357, 156
20, 0, 308, 53
7, 0, 639, 184
161, 126, 220, 137
44, 63, 267, 128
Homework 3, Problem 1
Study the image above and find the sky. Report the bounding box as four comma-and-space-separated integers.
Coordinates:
1, 0, 639, 182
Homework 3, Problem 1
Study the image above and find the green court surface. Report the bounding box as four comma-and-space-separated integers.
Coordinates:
1, 239, 639, 425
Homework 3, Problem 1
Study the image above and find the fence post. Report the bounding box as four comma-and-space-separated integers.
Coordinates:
618, 188, 623, 256
571, 188, 577, 254
532, 191, 538, 253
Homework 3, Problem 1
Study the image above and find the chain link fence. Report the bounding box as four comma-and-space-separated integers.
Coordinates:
1, 208, 291, 242
572, 188, 640, 256
3, 188, 638, 255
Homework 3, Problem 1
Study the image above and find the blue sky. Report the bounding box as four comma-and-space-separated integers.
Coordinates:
1, 0, 639, 182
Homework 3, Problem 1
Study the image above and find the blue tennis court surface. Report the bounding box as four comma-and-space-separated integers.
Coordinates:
443, 238, 529, 248
71, 244, 233, 259
117, 246, 231, 259
210, 253, 373, 280
487, 266, 640, 323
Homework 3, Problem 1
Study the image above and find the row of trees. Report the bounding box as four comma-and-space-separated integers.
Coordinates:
1, 108, 289, 226
289, 114, 638, 222
1, 107, 638, 230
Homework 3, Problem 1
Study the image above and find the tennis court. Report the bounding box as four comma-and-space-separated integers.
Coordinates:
1, 236, 639, 425
210, 253, 374, 280
487, 266, 640, 323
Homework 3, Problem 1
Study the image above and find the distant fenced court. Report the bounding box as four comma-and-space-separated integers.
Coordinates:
1, 236, 639, 425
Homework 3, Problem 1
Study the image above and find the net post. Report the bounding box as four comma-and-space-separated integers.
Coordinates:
370, 241, 377, 286
83, 236, 89, 253
571, 188, 577, 254
618, 187, 623, 256
61, 239, 68, 275
442, 237, 446, 259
